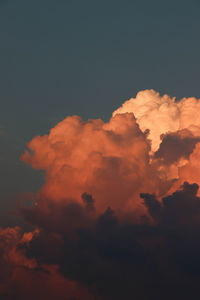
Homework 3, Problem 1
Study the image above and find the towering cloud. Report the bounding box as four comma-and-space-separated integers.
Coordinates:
113, 90, 180, 151
2, 89, 200, 299
113, 89, 200, 151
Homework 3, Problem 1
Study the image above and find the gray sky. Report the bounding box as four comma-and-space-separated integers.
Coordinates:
1, 0, 200, 226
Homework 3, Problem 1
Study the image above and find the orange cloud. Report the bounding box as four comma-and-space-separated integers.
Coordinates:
4, 89, 200, 299
22, 113, 164, 213
1, 265, 94, 300
0, 227, 94, 300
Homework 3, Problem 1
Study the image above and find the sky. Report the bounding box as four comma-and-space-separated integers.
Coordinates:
2, 1, 200, 299
2, 0, 200, 224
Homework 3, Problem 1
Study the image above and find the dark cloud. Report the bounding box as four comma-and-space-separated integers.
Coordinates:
21, 197, 96, 237
81, 192, 95, 212
143, 181, 200, 229
15, 183, 200, 299
154, 130, 200, 164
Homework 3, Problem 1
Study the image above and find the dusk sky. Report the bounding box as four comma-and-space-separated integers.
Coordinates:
1, 0, 200, 217
1, 1, 200, 299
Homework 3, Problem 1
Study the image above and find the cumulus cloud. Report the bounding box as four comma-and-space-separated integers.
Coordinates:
113, 89, 200, 152
2, 89, 200, 299
21, 113, 164, 213
113, 90, 180, 151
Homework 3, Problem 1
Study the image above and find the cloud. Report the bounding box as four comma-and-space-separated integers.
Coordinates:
154, 130, 200, 165
113, 90, 180, 151
169, 142, 200, 194
16, 183, 200, 300
2, 89, 200, 299
113, 90, 200, 152
21, 113, 163, 214
0, 226, 94, 300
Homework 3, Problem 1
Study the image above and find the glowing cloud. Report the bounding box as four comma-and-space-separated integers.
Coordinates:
113, 89, 200, 151
22, 113, 162, 213
2, 89, 200, 299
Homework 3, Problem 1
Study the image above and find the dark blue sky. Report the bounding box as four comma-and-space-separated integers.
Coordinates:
1, 0, 200, 225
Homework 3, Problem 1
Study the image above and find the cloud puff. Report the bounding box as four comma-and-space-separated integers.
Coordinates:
21, 113, 164, 213
113, 90, 200, 152
113, 90, 180, 151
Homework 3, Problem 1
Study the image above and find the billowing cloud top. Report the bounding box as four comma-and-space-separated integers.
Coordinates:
2, 90, 200, 299
113, 89, 200, 151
